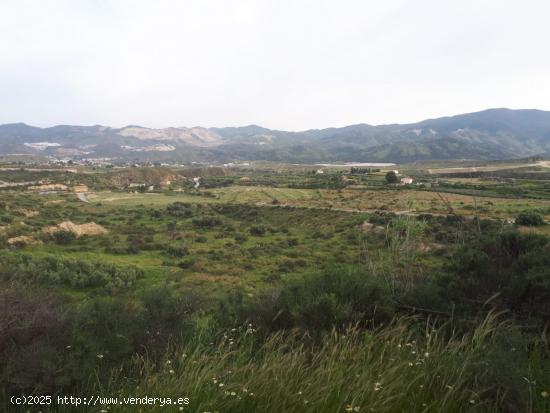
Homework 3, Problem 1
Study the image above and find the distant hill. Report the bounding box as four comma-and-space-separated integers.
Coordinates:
2, 108, 550, 163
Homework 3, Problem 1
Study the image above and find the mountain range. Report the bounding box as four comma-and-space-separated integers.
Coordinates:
1, 108, 550, 163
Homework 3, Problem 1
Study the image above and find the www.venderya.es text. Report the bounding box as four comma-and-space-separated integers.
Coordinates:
10, 395, 190, 408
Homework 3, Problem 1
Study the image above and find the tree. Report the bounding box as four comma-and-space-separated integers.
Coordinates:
385, 171, 399, 184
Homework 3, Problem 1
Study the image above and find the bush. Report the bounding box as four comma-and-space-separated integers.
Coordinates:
0, 287, 67, 393
192, 216, 223, 228
515, 212, 545, 226
217, 266, 395, 334
125, 244, 141, 254
164, 244, 189, 258
0, 215, 13, 224
442, 230, 550, 323
56, 288, 202, 385
140, 286, 200, 346
277, 258, 307, 272
234, 233, 248, 243
177, 257, 196, 269
286, 237, 299, 247
0, 253, 144, 290
249, 225, 267, 236
166, 202, 193, 218
52, 230, 76, 244
110, 245, 139, 255
70, 297, 144, 368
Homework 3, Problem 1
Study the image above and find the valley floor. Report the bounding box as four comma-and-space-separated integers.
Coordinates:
1, 162, 550, 412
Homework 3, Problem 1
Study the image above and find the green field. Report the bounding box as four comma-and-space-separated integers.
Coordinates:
1, 163, 550, 412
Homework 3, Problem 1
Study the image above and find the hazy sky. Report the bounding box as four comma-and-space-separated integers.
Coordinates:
1, 0, 549, 130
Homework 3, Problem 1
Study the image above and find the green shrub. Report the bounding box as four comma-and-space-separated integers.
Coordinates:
125, 244, 141, 254
249, 225, 266, 236
0, 215, 13, 224
192, 216, 223, 228
164, 243, 189, 258
442, 230, 550, 323
0, 253, 144, 290
515, 212, 545, 226
166, 202, 194, 218
286, 237, 299, 247
52, 230, 76, 244
217, 266, 395, 333
234, 233, 248, 243
0, 287, 67, 393
177, 257, 196, 269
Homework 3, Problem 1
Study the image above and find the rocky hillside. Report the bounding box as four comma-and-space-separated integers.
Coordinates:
1, 108, 550, 163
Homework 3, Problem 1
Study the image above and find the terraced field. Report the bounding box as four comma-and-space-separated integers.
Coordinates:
89, 186, 550, 220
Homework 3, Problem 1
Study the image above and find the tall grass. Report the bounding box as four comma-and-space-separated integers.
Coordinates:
58, 312, 549, 413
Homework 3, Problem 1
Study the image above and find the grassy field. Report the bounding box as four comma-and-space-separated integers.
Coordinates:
2, 162, 550, 412
88, 185, 550, 219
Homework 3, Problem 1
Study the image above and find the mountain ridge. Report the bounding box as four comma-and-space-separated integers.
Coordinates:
1, 108, 550, 163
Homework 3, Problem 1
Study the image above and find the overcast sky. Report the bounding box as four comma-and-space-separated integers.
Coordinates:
1, 0, 549, 130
